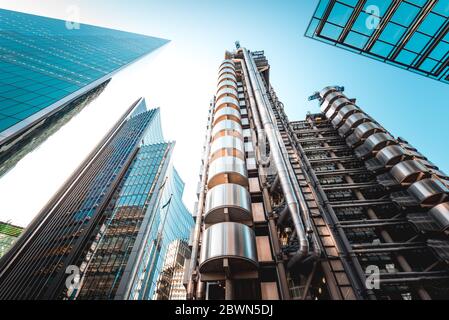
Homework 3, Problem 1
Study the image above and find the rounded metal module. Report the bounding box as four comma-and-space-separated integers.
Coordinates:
325, 97, 352, 120
346, 121, 384, 147
320, 90, 344, 113
390, 160, 430, 186
375, 144, 410, 168
199, 222, 258, 274
216, 87, 238, 101
355, 132, 397, 159
428, 202, 449, 231
219, 61, 235, 73
217, 79, 238, 92
331, 104, 360, 128
408, 178, 449, 207
204, 183, 252, 224
215, 96, 240, 112
218, 67, 236, 78
207, 156, 248, 189
217, 72, 237, 86
213, 107, 241, 126
338, 112, 371, 136
210, 136, 245, 156
211, 119, 243, 140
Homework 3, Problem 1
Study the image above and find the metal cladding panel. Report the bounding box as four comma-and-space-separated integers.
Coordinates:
207, 156, 248, 188
219, 59, 235, 68
429, 202, 449, 231
215, 96, 240, 110
390, 160, 430, 185
217, 73, 237, 86
338, 112, 371, 136
199, 222, 258, 273
204, 183, 252, 224
320, 91, 344, 112
217, 80, 238, 91
331, 104, 360, 128
219, 63, 235, 73
319, 86, 339, 100
218, 68, 236, 78
214, 107, 241, 123
210, 136, 245, 155
408, 178, 449, 207
211, 120, 243, 139
216, 87, 238, 100
376, 145, 410, 167
355, 132, 397, 159
325, 97, 351, 119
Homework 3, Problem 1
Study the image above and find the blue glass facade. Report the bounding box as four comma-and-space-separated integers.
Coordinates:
306, 0, 449, 84
0, 97, 194, 300
0, 99, 153, 298
0, 9, 168, 177
128, 166, 194, 300
74, 142, 174, 299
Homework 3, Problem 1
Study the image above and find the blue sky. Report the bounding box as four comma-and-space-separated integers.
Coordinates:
84, 0, 449, 171
0, 0, 448, 225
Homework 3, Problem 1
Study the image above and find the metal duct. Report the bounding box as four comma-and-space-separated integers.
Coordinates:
242, 48, 309, 263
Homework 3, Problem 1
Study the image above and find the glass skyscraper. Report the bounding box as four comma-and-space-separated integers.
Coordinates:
306, 0, 449, 84
0, 8, 168, 176
127, 167, 194, 300
0, 98, 193, 300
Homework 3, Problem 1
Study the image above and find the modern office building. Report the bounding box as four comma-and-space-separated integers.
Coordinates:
185, 45, 449, 300
127, 166, 194, 300
0, 222, 23, 259
0, 8, 168, 177
306, 0, 449, 84
154, 240, 191, 300
0, 98, 193, 300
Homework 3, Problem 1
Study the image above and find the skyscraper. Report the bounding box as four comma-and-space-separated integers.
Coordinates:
0, 222, 23, 259
186, 46, 449, 300
306, 0, 449, 84
0, 8, 168, 176
0, 98, 193, 300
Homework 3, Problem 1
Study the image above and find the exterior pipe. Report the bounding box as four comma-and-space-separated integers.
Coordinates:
242, 48, 309, 261
238, 58, 270, 167
186, 103, 214, 300
246, 51, 321, 267
277, 205, 290, 226
270, 175, 280, 194
264, 88, 322, 265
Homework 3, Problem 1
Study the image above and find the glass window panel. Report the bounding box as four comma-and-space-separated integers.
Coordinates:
379, 23, 407, 45
405, 32, 431, 53
371, 41, 394, 57
321, 23, 343, 40
391, 2, 420, 27
345, 31, 369, 48
328, 2, 354, 26
395, 50, 418, 64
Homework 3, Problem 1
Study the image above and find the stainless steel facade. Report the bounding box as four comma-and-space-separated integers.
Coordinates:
187, 46, 449, 300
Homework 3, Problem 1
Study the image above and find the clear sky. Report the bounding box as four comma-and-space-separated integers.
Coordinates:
0, 0, 448, 227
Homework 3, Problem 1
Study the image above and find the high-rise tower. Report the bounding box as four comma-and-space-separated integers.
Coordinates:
186, 46, 449, 300
0, 98, 193, 300
0, 9, 168, 177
